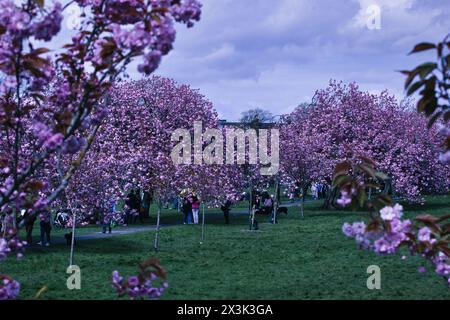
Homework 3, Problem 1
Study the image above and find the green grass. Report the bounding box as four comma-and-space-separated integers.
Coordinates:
2, 195, 450, 300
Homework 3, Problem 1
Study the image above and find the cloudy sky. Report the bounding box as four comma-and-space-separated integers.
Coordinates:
58, 0, 449, 120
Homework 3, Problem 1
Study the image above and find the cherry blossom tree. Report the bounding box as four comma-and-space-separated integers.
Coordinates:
61, 77, 247, 250
279, 81, 449, 207
0, 0, 202, 299
337, 35, 450, 288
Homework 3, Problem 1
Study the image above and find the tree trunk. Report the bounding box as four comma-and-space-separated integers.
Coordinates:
322, 187, 338, 209
153, 200, 161, 252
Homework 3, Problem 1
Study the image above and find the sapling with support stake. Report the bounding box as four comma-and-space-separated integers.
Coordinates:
153, 198, 162, 253
200, 202, 206, 244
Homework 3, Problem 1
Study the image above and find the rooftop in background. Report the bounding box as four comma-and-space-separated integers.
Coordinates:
218, 120, 276, 129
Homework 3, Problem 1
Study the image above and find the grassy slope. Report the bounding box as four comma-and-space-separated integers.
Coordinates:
2, 195, 450, 300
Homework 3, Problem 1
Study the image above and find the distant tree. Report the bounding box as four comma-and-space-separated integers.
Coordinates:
240, 108, 273, 125
280, 81, 449, 204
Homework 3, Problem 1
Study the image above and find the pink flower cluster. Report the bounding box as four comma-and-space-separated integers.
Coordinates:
32, 122, 64, 151
437, 124, 450, 163
103, 210, 125, 226
112, 270, 168, 300
0, 224, 25, 300
0, 275, 20, 300
337, 191, 352, 206
343, 204, 450, 283
0, 226, 27, 262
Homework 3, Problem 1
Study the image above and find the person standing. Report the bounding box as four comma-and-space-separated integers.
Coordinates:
311, 184, 317, 200
38, 211, 52, 247
181, 197, 193, 224
102, 205, 113, 234
102, 199, 116, 233
187, 196, 194, 224
264, 196, 273, 215
24, 211, 37, 245
191, 195, 201, 224
221, 200, 232, 224
125, 190, 139, 225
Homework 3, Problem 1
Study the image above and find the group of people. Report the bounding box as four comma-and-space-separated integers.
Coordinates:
311, 183, 329, 200
181, 194, 201, 224
7, 210, 53, 247
99, 189, 154, 234
252, 190, 275, 215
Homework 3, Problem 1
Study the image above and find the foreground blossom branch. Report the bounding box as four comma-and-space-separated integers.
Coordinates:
334, 157, 450, 285
112, 258, 168, 300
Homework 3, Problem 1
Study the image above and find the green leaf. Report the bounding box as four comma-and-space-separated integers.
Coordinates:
409, 42, 436, 54
357, 188, 367, 208
404, 70, 418, 89
377, 194, 393, 206
406, 80, 424, 96
359, 163, 376, 178
332, 175, 352, 188
33, 48, 50, 55
427, 111, 442, 128
332, 161, 351, 180
415, 62, 437, 79
359, 156, 376, 166
375, 171, 389, 181
444, 110, 450, 123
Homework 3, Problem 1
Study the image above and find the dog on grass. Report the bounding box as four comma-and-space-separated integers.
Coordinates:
64, 232, 76, 246
254, 207, 288, 215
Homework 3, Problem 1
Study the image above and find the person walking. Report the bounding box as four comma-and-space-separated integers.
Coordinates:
221, 200, 232, 224
37, 211, 52, 247
191, 195, 201, 224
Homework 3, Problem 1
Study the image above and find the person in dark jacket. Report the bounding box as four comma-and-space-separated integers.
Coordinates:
125, 190, 140, 225
221, 200, 232, 224
37, 211, 52, 246
181, 197, 193, 224
24, 212, 37, 245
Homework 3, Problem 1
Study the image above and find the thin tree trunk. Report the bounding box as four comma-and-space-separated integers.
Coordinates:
272, 179, 279, 224
250, 205, 256, 230
69, 211, 76, 267
322, 186, 337, 209
153, 200, 161, 252
200, 202, 206, 244
248, 181, 253, 215
300, 198, 305, 219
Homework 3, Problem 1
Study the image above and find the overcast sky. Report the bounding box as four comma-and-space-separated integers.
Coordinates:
60, 0, 450, 120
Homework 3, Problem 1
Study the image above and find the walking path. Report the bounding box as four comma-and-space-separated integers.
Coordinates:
47, 200, 313, 245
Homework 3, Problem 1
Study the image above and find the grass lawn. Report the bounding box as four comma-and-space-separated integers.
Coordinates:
2, 195, 450, 300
